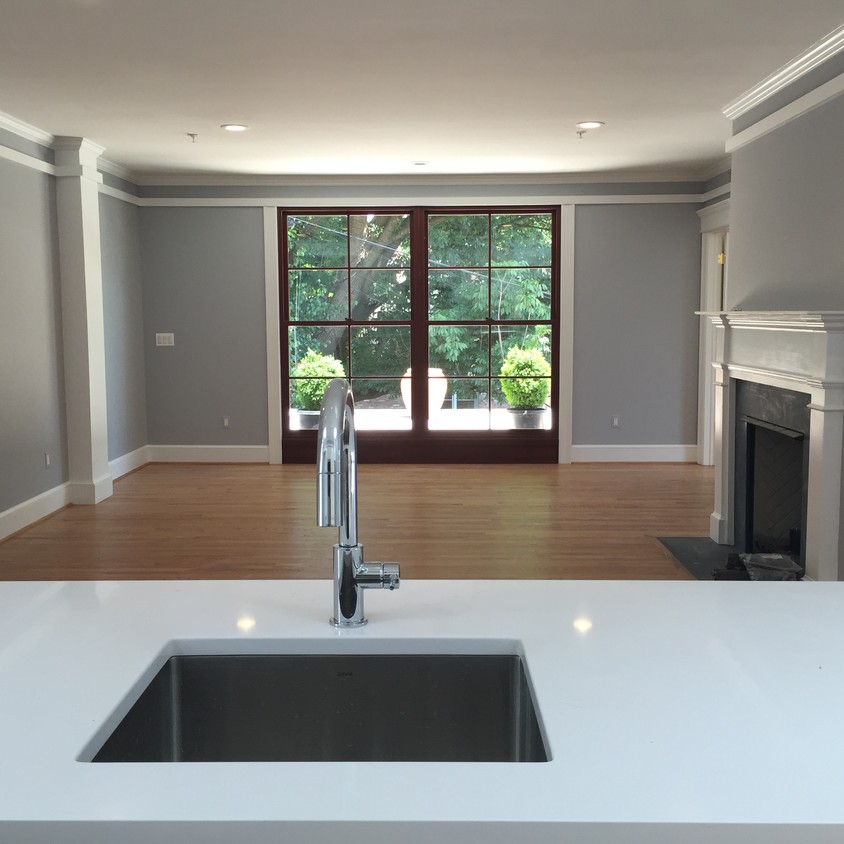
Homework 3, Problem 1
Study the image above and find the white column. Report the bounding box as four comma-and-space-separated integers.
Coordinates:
710, 363, 735, 545
805, 386, 844, 581
55, 137, 112, 504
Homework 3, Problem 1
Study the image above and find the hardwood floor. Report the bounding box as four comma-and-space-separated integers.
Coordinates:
0, 462, 714, 581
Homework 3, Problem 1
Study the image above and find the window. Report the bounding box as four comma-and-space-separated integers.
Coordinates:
280, 207, 559, 462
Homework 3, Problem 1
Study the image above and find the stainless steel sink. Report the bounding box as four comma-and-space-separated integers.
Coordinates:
90, 653, 548, 763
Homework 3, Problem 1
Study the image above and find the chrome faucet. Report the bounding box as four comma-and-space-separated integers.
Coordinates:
316, 378, 400, 627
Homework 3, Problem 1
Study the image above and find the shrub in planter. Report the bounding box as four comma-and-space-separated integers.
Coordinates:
292, 349, 346, 412
499, 346, 551, 409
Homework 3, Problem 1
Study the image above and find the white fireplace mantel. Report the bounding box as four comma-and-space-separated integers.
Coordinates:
699, 311, 844, 581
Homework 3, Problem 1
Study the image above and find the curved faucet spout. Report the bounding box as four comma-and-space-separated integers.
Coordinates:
316, 378, 357, 547
316, 378, 400, 627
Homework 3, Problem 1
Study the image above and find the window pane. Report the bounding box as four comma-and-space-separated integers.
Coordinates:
427, 377, 492, 431
350, 326, 410, 377
491, 213, 552, 266
490, 327, 551, 377
429, 325, 489, 377
287, 215, 348, 268
428, 269, 488, 321
288, 269, 348, 322
349, 214, 411, 268
428, 214, 489, 268
288, 326, 349, 373
491, 268, 552, 321
351, 268, 410, 321
352, 378, 411, 431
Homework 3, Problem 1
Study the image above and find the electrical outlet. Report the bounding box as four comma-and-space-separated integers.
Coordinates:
223, 416, 230, 429
611, 415, 621, 429
155, 333, 175, 347
44, 452, 51, 468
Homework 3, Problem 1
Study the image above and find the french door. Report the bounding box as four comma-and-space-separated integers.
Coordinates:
279, 207, 559, 463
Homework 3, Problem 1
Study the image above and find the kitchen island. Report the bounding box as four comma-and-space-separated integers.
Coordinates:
1, 578, 843, 843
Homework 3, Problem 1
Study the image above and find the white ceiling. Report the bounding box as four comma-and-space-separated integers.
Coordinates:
1, 0, 842, 181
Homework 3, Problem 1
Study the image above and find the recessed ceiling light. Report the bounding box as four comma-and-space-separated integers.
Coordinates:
575, 121, 605, 130
412, 160, 429, 166
221, 123, 249, 132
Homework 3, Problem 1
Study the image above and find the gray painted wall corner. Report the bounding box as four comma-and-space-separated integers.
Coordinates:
572, 203, 701, 446
140, 206, 269, 446
100, 193, 148, 460
0, 160, 67, 512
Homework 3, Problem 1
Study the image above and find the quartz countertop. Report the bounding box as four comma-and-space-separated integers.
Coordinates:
1, 578, 844, 843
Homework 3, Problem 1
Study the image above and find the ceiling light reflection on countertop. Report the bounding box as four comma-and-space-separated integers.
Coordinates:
573, 617, 593, 634
236, 615, 256, 632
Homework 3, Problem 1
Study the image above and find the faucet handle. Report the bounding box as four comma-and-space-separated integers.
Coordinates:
356, 561, 400, 591
381, 562, 400, 591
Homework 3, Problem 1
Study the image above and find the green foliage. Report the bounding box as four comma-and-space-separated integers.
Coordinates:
286, 212, 553, 405
499, 346, 551, 409
291, 349, 346, 410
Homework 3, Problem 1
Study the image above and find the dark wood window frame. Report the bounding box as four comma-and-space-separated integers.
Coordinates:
279, 206, 560, 464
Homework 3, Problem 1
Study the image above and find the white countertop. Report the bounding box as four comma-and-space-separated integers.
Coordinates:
2, 578, 844, 843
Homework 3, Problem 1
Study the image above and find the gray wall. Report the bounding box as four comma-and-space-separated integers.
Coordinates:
0, 159, 67, 511
140, 207, 268, 445
100, 194, 148, 460
572, 204, 701, 445
728, 93, 844, 309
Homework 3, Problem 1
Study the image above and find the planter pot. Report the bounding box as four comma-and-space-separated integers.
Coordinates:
507, 408, 547, 429
297, 409, 321, 430
400, 368, 448, 416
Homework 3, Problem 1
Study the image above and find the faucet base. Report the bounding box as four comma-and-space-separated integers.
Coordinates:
330, 615, 368, 628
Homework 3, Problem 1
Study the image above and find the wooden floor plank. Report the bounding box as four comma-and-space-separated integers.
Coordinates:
0, 463, 714, 581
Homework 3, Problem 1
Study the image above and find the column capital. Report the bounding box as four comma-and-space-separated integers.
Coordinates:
53, 136, 105, 181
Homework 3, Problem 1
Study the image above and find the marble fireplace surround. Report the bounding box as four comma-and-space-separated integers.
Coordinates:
701, 312, 844, 581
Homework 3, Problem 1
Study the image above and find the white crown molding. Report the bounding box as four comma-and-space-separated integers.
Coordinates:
0, 109, 54, 147
725, 71, 844, 154
699, 156, 732, 181
104, 192, 704, 208
699, 310, 844, 332
97, 157, 138, 183
130, 166, 715, 188
53, 136, 106, 159
723, 23, 844, 119
570, 445, 697, 463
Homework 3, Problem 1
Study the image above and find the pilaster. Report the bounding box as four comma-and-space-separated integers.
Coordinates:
54, 137, 112, 504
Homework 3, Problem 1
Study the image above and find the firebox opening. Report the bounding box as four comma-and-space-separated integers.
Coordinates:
734, 381, 810, 574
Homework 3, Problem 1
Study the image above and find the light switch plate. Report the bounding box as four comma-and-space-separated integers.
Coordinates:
155, 333, 175, 346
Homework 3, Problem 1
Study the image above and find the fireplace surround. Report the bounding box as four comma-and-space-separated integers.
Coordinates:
701, 312, 844, 581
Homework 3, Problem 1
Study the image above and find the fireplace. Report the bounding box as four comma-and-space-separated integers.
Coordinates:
701, 312, 844, 581
733, 381, 809, 570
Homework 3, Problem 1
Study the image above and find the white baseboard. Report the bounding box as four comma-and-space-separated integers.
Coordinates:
710, 512, 732, 544
570, 444, 698, 462
108, 446, 150, 479
67, 473, 114, 505
0, 483, 71, 541
147, 445, 270, 463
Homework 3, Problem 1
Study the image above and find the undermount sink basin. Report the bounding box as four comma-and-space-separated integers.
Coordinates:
89, 652, 548, 763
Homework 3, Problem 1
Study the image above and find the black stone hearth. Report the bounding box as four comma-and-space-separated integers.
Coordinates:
659, 537, 742, 580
